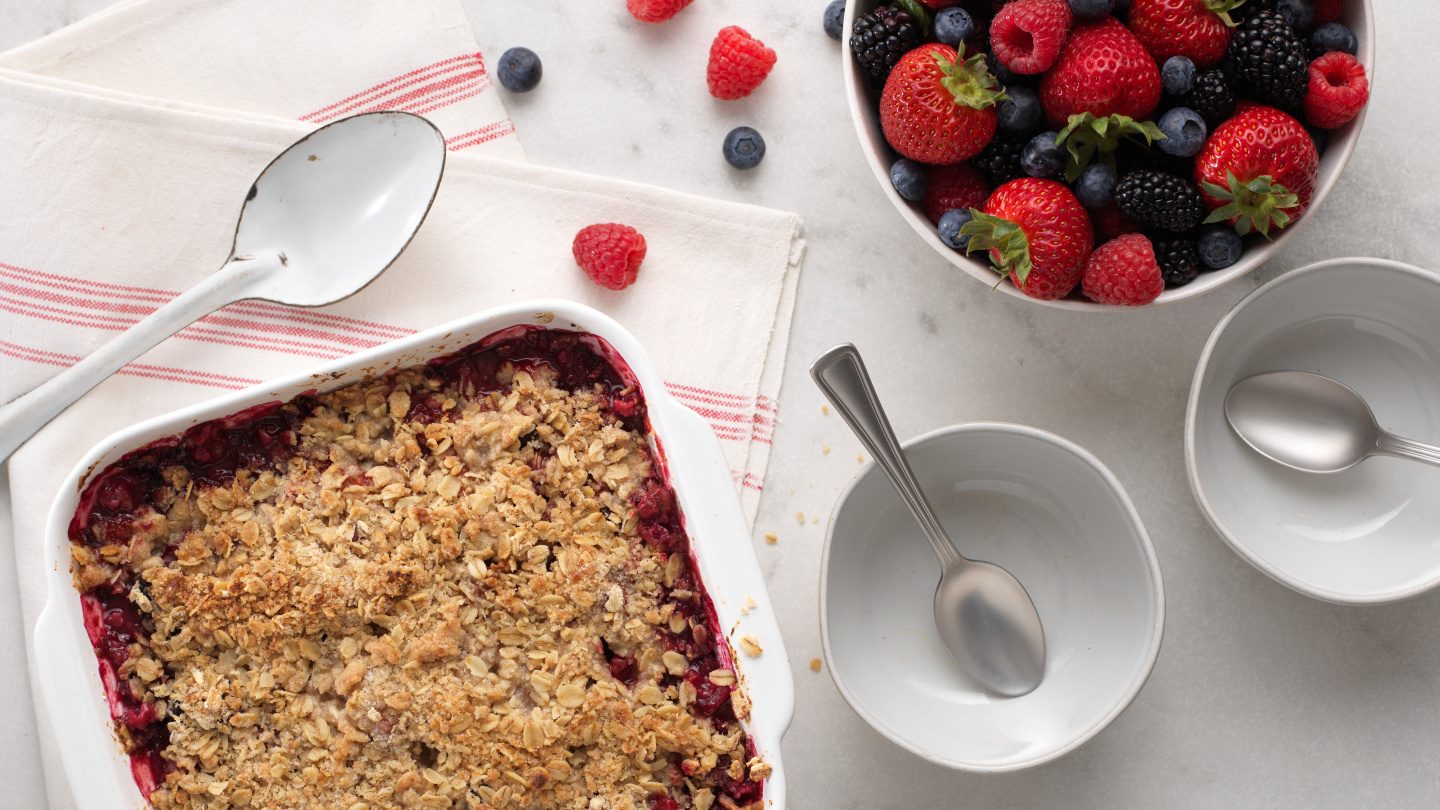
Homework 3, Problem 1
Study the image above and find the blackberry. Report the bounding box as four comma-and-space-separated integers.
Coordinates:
849, 6, 924, 79
972, 132, 1026, 186
1227, 11, 1310, 110
1182, 69, 1237, 127
1155, 237, 1201, 287
1114, 171, 1206, 233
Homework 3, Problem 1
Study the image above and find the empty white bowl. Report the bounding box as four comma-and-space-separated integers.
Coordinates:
840, 1, 1375, 310
1187, 258, 1440, 604
820, 423, 1163, 771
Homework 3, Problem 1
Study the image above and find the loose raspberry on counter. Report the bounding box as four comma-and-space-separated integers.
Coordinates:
1304, 51, 1369, 129
1082, 233, 1164, 305
707, 26, 777, 100
627, 0, 693, 23
573, 224, 648, 290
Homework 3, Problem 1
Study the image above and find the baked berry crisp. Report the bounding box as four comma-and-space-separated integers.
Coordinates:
67, 328, 766, 810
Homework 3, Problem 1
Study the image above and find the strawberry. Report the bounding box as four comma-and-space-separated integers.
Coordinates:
880, 43, 1004, 165
707, 26, 777, 100
1304, 51, 1369, 129
989, 0, 1072, 75
1195, 103, 1319, 236
960, 178, 1093, 300
627, 0, 693, 23
1082, 234, 1164, 305
1127, 0, 1243, 69
922, 163, 991, 225
1039, 18, 1161, 129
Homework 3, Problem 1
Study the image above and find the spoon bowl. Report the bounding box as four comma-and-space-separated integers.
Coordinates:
236, 111, 446, 306
1226, 371, 1440, 474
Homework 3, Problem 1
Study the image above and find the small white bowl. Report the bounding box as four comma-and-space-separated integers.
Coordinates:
841, 1, 1375, 310
820, 423, 1163, 771
1187, 258, 1440, 604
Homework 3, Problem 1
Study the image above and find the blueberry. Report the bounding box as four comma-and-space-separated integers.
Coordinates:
1021, 132, 1065, 177
723, 126, 766, 169
997, 87, 1042, 134
497, 47, 542, 93
989, 58, 1020, 89
890, 158, 929, 201
1068, 0, 1114, 19
1074, 163, 1117, 209
1162, 56, 1197, 96
1197, 225, 1243, 270
933, 7, 975, 47
1157, 107, 1207, 157
1113, 0, 1130, 11
938, 209, 975, 250
1275, 0, 1315, 31
1310, 22, 1358, 55
823, 0, 846, 41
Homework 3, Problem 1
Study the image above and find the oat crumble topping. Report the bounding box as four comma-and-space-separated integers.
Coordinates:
67, 329, 764, 810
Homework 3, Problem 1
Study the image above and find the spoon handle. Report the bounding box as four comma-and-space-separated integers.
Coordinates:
811, 344, 962, 569
1378, 433, 1440, 469
0, 254, 281, 463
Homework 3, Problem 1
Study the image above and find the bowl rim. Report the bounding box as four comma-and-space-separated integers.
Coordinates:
818, 421, 1166, 772
839, 0, 1376, 311
1184, 256, 1440, 605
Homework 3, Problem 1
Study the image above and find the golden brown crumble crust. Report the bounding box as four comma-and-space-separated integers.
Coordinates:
71, 361, 761, 810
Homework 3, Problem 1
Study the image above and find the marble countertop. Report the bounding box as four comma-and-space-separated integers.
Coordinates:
5, 1, 1440, 807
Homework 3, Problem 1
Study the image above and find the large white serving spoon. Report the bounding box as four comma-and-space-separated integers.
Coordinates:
0, 111, 445, 463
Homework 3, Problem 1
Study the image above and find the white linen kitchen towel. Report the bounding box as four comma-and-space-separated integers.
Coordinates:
0, 2, 805, 807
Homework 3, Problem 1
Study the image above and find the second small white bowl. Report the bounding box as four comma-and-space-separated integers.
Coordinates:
820, 423, 1163, 771
1187, 257, 1440, 604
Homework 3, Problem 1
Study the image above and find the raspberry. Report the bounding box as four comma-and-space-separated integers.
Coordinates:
627, 0, 692, 23
1092, 201, 1140, 240
1316, 0, 1344, 22
573, 224, 647, 290
1082, 234, 1164, 305
989, 0, 1072, 75
921, 163, 990, 225
1304, 51, 1369, 129
707, 26, 777, 100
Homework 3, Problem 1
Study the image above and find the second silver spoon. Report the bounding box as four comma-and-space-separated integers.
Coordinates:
812, 344, 1046, 697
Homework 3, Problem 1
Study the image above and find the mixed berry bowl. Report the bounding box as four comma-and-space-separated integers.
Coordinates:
842, 0, 1374, 310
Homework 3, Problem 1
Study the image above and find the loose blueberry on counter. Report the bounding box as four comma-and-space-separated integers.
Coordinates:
1310, 22, 1358, 56
1162, 56, 1197, 96
1068, 0, 1114, 20
1074, 163, 1117, 209
824, 0, 846, 41
934, 7, 975, 47
497, 47, 542, 93
937, 209, 974, 250
1197, 225, 1244, 270
890, 158, 929, 201
1020, 132, 1065, 178
997, 86, 1042, 134
1275, 0, 1315, 31
723, 126, 767, 169
1157, 107, 1207, 157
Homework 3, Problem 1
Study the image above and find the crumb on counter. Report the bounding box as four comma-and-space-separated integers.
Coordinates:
821, 445, 831, 455
821, 404, 830, 416
739, 635, 764, 657
809, 658, 822, 673
764, 532, 778, 545
795, 511, 805, 525
857, 453, 865, 464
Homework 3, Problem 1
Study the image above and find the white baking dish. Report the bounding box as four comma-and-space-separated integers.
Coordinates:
35, 299, 794, 809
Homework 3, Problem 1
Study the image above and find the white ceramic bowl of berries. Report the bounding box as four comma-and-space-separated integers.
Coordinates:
841, 0, 1374, 309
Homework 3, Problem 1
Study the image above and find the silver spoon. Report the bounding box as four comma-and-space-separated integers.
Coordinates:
1225, 371, 1440, 473
812, 344, 1046, 697
0, 111, 446, 462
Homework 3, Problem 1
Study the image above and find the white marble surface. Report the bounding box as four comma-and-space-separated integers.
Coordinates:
5, 1, 1440, 807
